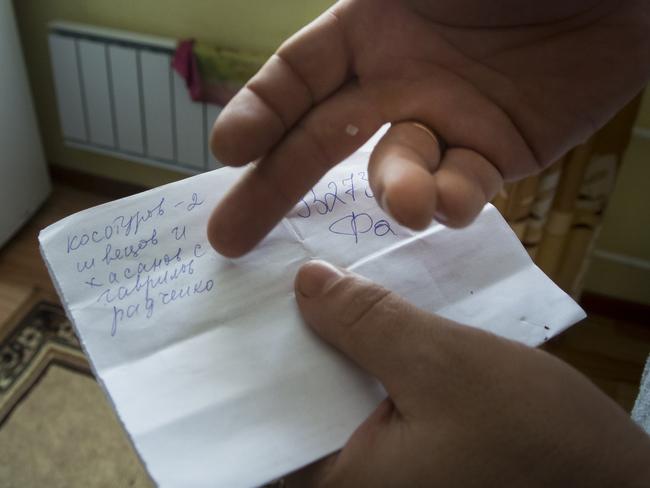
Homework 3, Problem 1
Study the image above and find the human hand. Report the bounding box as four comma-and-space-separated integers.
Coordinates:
286, 260, 650, 487
207, 0, 650, 257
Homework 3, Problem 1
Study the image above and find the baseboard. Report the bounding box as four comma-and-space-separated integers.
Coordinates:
580, 292, 650, 325
50, 164, 147, 198
583, 249, 650, 307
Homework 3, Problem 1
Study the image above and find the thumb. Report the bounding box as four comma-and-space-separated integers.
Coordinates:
295, 260, 453, 399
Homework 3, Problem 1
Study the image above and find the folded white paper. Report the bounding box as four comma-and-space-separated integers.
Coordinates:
39, 149, 585, 487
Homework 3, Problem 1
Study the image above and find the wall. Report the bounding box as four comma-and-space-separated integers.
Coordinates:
13, 0, 333, 188
583, 88, 650, 305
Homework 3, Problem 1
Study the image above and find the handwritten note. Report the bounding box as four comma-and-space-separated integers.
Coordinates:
40, 149, 585, 487
66, 192, 209, 337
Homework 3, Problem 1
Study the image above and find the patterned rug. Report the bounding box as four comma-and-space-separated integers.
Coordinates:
0, 300, 151, 487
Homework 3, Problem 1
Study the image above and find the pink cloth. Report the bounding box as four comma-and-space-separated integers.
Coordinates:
172, 39, 240, 106
172, 40, 203, 101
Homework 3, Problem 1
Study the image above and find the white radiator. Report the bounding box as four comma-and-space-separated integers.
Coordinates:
48, 21, 223, 174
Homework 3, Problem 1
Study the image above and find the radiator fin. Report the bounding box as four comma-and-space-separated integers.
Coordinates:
48, 23, 225, 174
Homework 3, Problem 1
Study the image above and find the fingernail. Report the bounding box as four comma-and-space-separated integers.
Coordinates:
380, 192, 389, 212
380, 192, 395, 220
297, 260, 344, 298
434, 210, 448, 224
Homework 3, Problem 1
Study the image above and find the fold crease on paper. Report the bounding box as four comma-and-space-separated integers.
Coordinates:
39, 147, 585, 487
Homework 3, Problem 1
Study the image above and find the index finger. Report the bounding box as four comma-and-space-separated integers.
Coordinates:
207, 81, 383, 257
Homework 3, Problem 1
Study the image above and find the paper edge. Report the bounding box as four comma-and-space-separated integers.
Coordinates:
38, 237, 160, 487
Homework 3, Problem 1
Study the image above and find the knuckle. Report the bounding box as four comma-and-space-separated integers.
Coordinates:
331, 277, 394, 345
245, 83, 290, 132
298, 122, 336, 172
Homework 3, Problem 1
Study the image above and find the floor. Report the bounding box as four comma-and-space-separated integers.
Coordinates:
0, 183, 105, 331
0, 181, 649, 412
